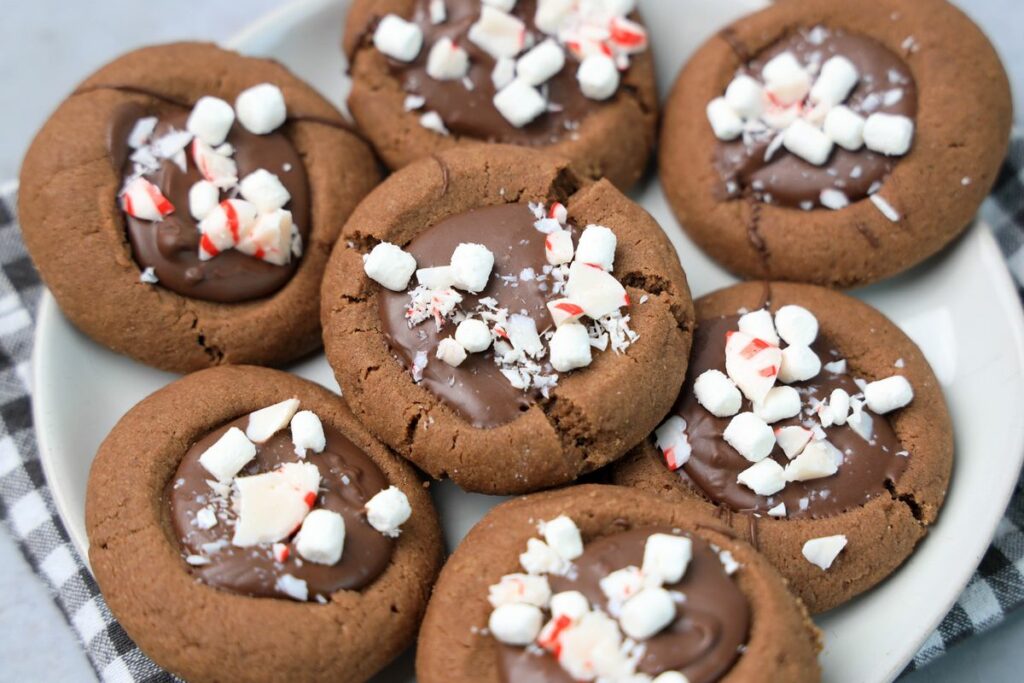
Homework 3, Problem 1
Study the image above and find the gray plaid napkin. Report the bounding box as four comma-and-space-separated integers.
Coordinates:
0, 132, 1022, 680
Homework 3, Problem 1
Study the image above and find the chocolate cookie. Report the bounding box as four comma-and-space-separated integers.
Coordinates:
417, 485, 821, 682
20, 42, 381, 373
322, 145, 694, 494
611, 282, 953, 612
343, 0, 657, 190
86, 366, 443, 682
659, 0, 1012, 287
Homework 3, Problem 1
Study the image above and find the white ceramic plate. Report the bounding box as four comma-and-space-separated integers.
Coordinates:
32, 0, 1024, 681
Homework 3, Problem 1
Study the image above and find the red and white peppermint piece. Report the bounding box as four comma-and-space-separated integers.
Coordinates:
516, 39, 565, 86
574, 225, 616, 271
545, 230, 574, 265
762, 51, 811, 106
426, 36, 470, 81
365, 485, 412, 537
557, 611, 623, 681
231, 462, 321, 547
121, 177, 175, 221
191, 139, 238, 188
237, 208, 294, 266
546, 299, 585, 327
548, 201, 568, 224
272, 542, 290, 564
197, 199, 257, 260
295, 508, 346, 566
565, 262, 628, 319
198, 426, 256, 483
186, 96, 235, 147
608, 16, 647, 54
724, 330, 781, 404
775, 425, 813, 459
246, 397, 301, 443
488, 573, 552, 608
235, 83, 288, 135
737, 308, 779, 346
468, 6, 527, 60
537, 613, 574, 655
654, 415, 691, 470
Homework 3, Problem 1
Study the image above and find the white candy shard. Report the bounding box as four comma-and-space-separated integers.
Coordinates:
122, 177, 175, 221
847, 398, 875, 442
235, 83, 287, 135
577, 54, 620, 101
724, 74, 764, 120
565, 262, 628, 318
191, 139, 238, 188
186, 96, 235, 146
373, 14, 424, 62
436, 337, 468, 367
534, 0, 575, 34
738, 308, 780, 346
762, 52, 811, 106
275, 574, 309, 601
693, 369, 742, 418
450, 242, 495, 293
767, 502, 787, 518
655, 415, 691, 470
723, 412, 776, 462
785, 440, 841, 482
864, 375, 914, 414
520, 538, 569, 575
494, 78, 547, 127
455, 319, 492, 353
574, 225, 616, 271
724, 331, 782, 404
775, 425, 813, 459
824, 105, 866, 151
544, 230, 575, 265
774, 305, 819, 346
620, 587, 676, 640
549, 322, 593, 372
599, 566, 645, 608
239, 169, 291, 212
290, 410, 326, 456
507, 314, 544, 357
810, 55, 859, 106
489, 603, 543, 645
550, 591, 590, 621
416, 265, 456, 290
642, 533, 692, 584
802, 534, 848, 570
754, 385, 802, 423
365, 486, 412, 537
558, 611, 624, 680
127, 116, 157, 148
863, 113, 915, 156
737, 458, 786, 496
706, 97, 743, 141
488, 573, 552, 608
778, 345, 821, 384
294, 509, 346, 565
829, 388, 851, 426
364, 242, 417, 291
468, 6, 527, 60
188, 180, 219, 220
246, 398, 301, 443
542, 515, 584, 561
232, 462, 321, 546
820, 189, 849, 210
783, 119, 834, 166
198, 427, 256, 483
426, 36, 470, 80
517, 39, 565, 86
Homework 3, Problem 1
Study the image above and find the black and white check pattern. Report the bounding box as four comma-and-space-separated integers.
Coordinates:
0, 134, 1022, 680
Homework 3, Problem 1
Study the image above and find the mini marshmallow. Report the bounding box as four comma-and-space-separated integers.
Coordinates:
492, 57, 517, 90
775, 305, 818, 346
517, 39, 565, 86
455, 319, 492, 353
364, 242, 417, 291
737, 458, 787, 496
534, 0, 574, 34
863, 375, 914, 414
426, 36, 470, 80
232, 462, 320, 547
565, 262, 628, 318
188, 180, 219, 220
429, 0, 446, 23
642, 533, 692, 584
653, 674, 690, 683
489, 604, 543, 645
294, 509, 346, 565
693, 369, 742, 418
599, 566, 645, 608
246, 398, 301, 443
186, 96, 235, 147
824, 105, 866, 151
706, 97, 743, 141
447, 243, 494, 293
575, 225, 616, 271
468, 6, 527, 60
520, 538, 568, 575
550, 591, 590, 621
365, 486, 412, 537
558, 612, 624, 680
775, 425, 813, 459
239, 169, 291, 212
762, 52, 811, 106
810, 55, 859, 106
609, 14, 647, 54
494, 79, 547, 127
237, 209, 294, 265
724, 74, 764, 120
549, 322, 593, 372
545, 230, 575, 265
191, 139, 238, 188
488, 573, 552, 608
290, 410, 326, 456
483, 0, 516, 10
724, 332, 782, 404
235, 83, 287, 135
783, 119, 834, 166
198, 427, 256, 482
829, 388, 851, 426
738, 308, 780, 346
121, 177, 174, 221
802, 534, 848, 570
863, 113, 915, 156
754, 385, 802, 423
197, 199, 257, 260
778, 345, 821, 383
723, 412, 776, 462
275, 574, 309, 601
436, 336, 468, 367
784, 440, 841, 482
577, 54, 620, 101
655, 415, 691, 470
619, 588, 676, 640
542, 515, 584, 561
373, 14, 424, 62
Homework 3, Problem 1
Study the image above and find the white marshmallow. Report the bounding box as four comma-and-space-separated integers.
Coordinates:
364, 242, 417, 291
232, 462, 320, 546
534, 0, 575, 34
549, 322, 593, 372
188, 180, 219, 221
373, 14, 423, 62
235, 83, 287, 135
642, 533, 692, 584
784, 440, 841, 482
239, 169, 291, 212
863, 113, 915, 156
488, 573, 552, 608
198, 427, 256, 482
655, 415, 691, 470
483, 0, 517, 10
723, 412, 776, 462
574, 225, 617, 271
810, 56, 859, 106
829, 388, 851, 426
775, 305, 818, 346
565, 262, 628, 318
365, 485, 412, 537
863, 375, 914, 414
737, 308, 780, 346
558, 612, 624, 680
238, 209, 294, 265
724, 331, 783, 404
436, 337, 468, 367
754, 385, 802, 423
542, 515, 584, 561
775, 425, 813, 459
724, 74, 764, 120
783, 119, 834, 166
122, 177, 175, 221
653, 674, 690, 683
294, 509, 345, 565
599, 566, 645, 607
520, 538, 568, 575
492, 57, 517, 90
494, 78, 548, 127
429, 0, 446, 24
762, 52, 811, 106
762, 101, 802, 131
290, 410, 326, 456
693, 369, 742, 418
824, 105, 866, 151
737, 458, 787, 496
517, 39, 565, 86
455, 319, 492, 353
802, 534, 848, 570
191, 139, 238, 188
415, 266, 455, 290
577, 54, 620, 101
426, 36, 470, 80
275, 574, 309, 601
468, 6, 527, 59
706, 97, 743, 141
489, 603, 543, 645
778, 345, 821, 383
545, 229, 575, 265
619, 588, 676, 640
550, 591, 590, 621
186, 96, 235, 146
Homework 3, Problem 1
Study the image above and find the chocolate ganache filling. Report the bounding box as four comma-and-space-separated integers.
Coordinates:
167, 416, 394, 601
498, 527, 749, 683
674, 315, 908, 518
715, 27, 917, 208
109, 102, 310, 303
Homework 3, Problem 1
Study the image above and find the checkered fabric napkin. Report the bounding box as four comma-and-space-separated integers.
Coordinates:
0, 132, 1022, 681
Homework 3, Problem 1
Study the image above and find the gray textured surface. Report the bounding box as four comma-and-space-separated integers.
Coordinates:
0, 1, 1020, 681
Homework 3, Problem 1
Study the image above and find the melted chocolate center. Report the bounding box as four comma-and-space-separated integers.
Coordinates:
673, 315, 907, 518
715, 27, 917, 208
392, 0, 609, 145
109, 103, 310, 303
497, 527, 749, 683
167, 416, 394, 601
378, 203, 566, 428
